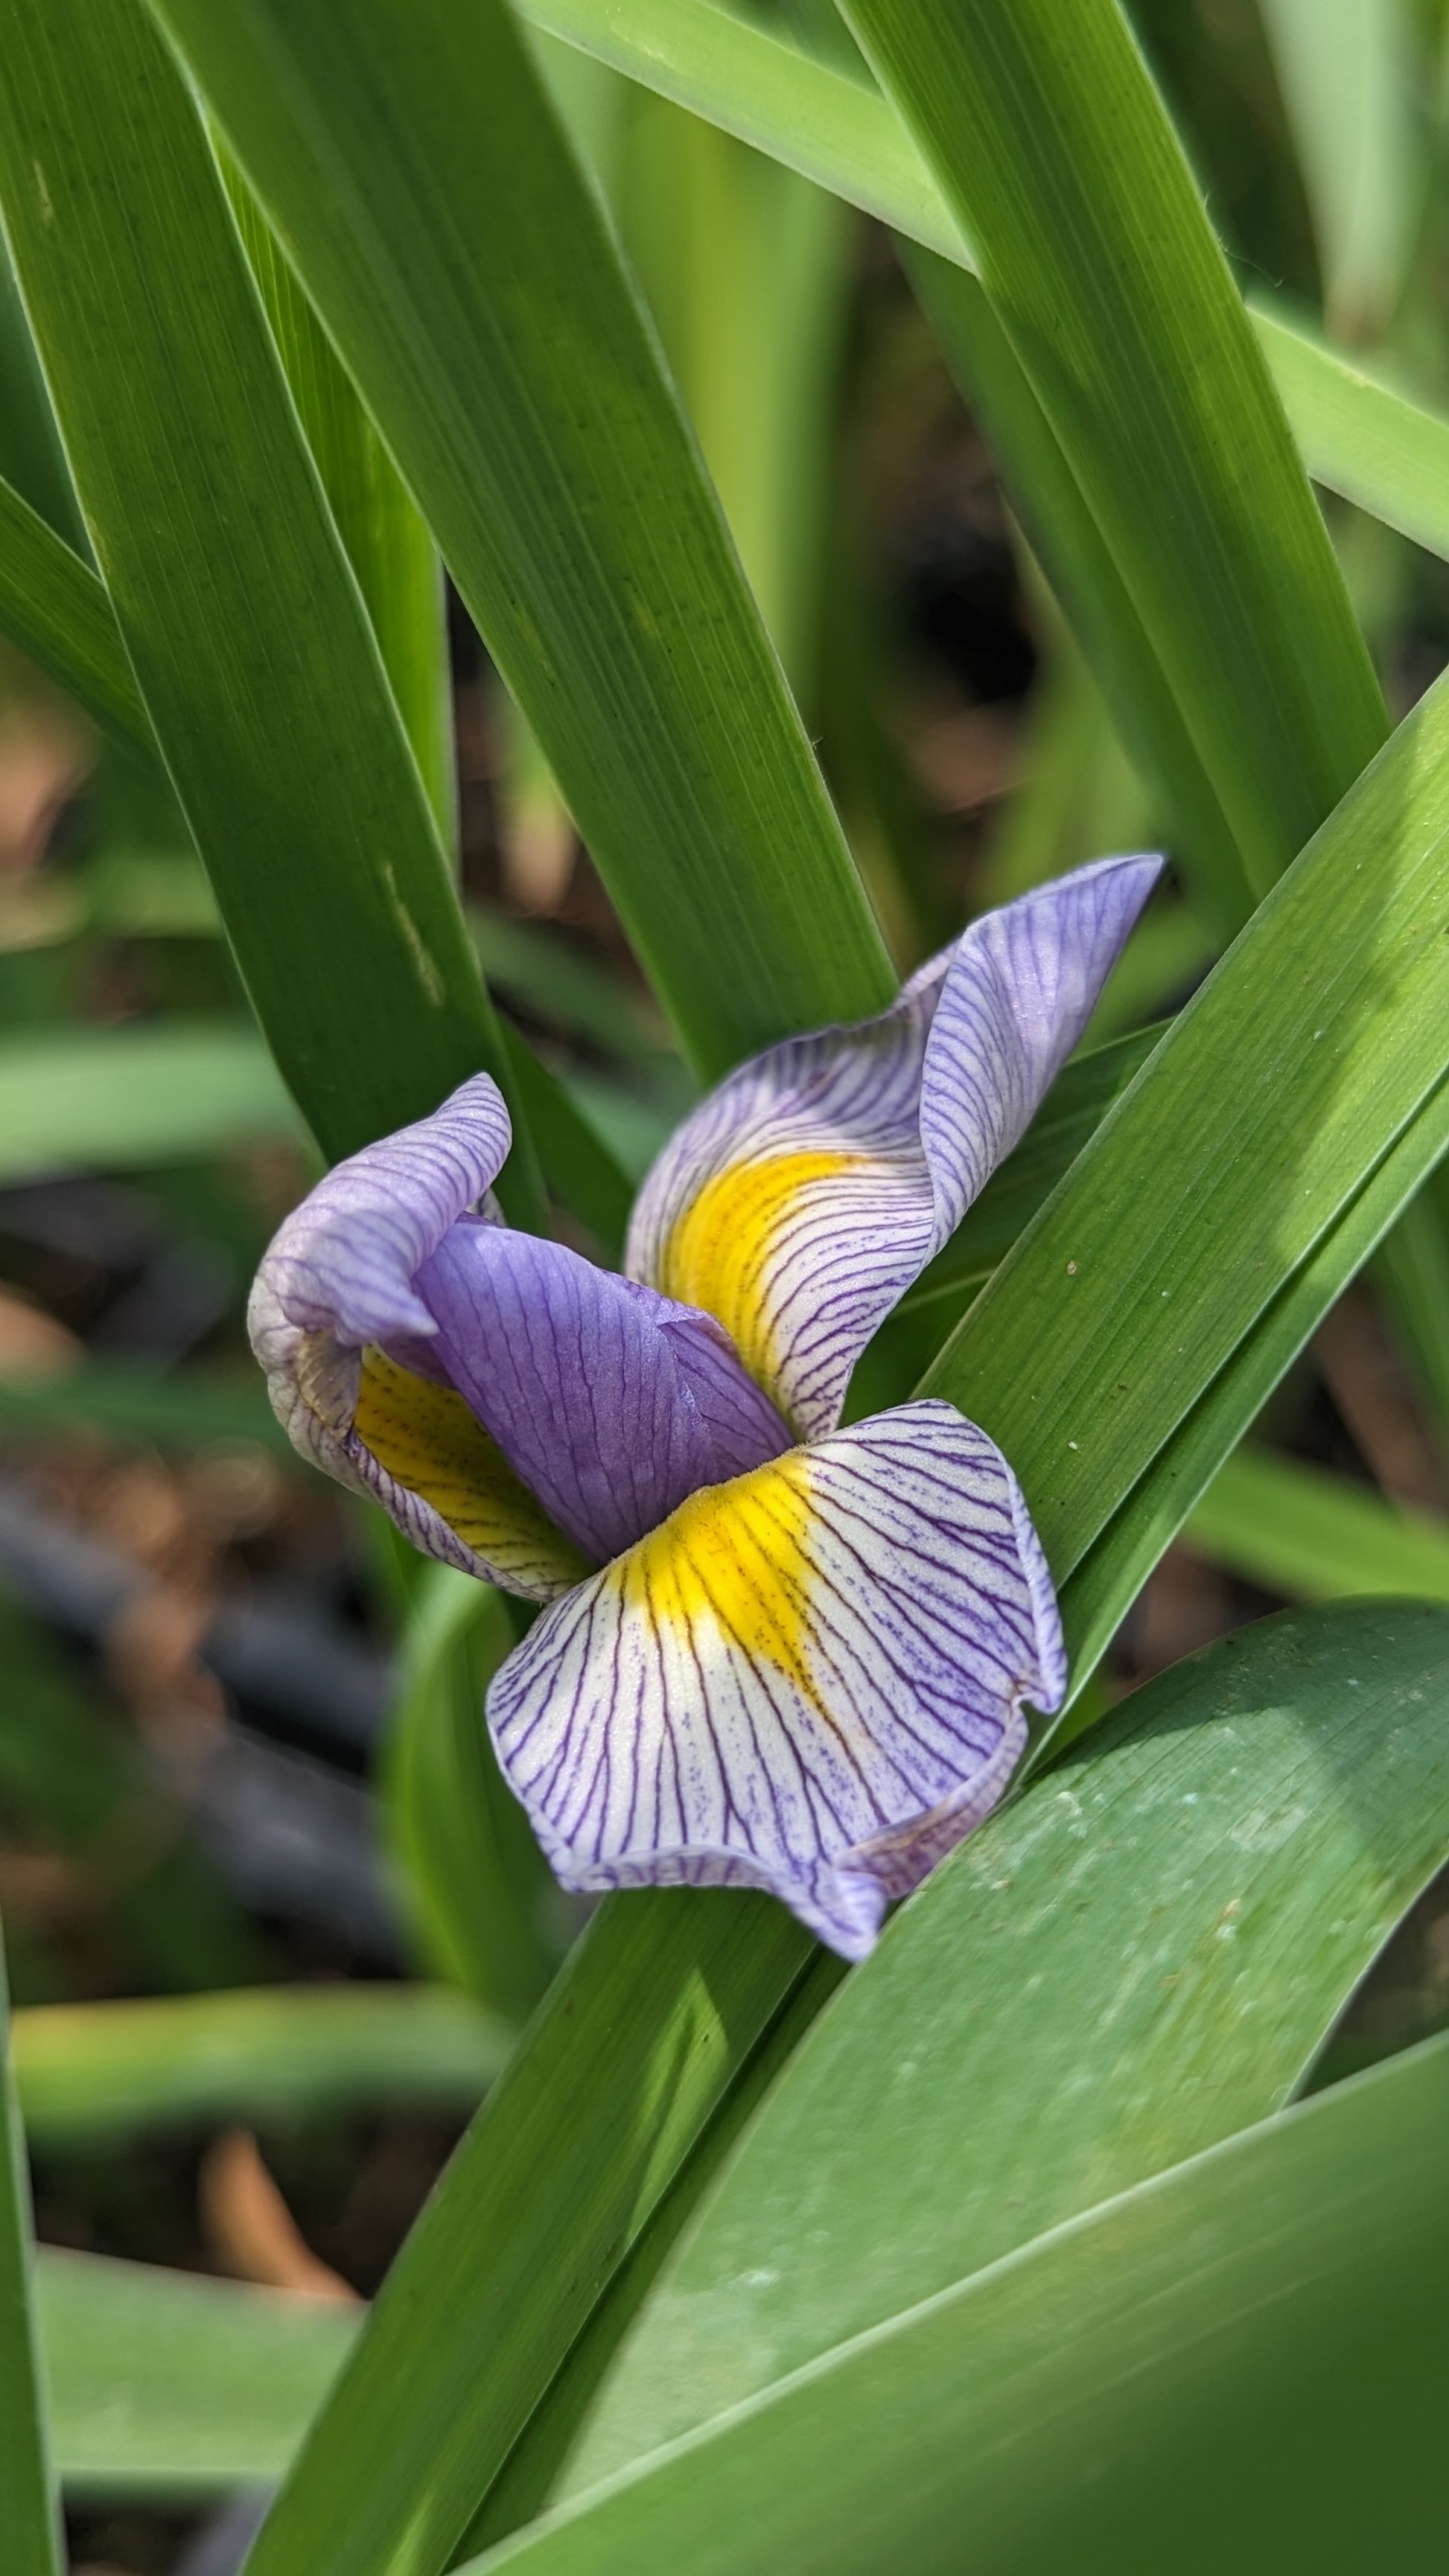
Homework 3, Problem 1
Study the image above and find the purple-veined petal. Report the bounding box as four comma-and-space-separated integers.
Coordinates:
487, 1399, 1065, 1960
416, 1222, 791, 1564
249, 1076, 587, 1598
252, 1074, 512, 1353
627, 855, 1161, 1439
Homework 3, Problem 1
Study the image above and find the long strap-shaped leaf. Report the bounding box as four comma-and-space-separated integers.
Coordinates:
459, 2025, 1449, 2575
147, 0, 895, 1080
13, 1985, 511, 2151
0, 0, 541, 1205
922, 660, 1449, 1625
900, 249, 1247, 930
838, 0, 1384, 908
39, 2245, 359, 2499
0, 1924, 61, 2576
521, 3, 1449, 603
558, 1601, 1449, 2481
224, 168, 457, 846
234, 1890, 813, 2576
1185, 1447, 1449, 1605
1051, 1069, 1449, 1705
0, 476, 147, 745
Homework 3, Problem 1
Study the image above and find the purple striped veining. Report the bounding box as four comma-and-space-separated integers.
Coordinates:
249, 1074, 512, 1360
486, 1400, 1066, 1959
417, 1223, 790, 1563
625, 856, 1162, 1441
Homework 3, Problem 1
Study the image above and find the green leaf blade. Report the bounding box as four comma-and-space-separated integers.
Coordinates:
0, 0, 538, 1195
41, 2249, 359, 2503
149, 0, 895, 1078
236, 1891, 814, 2576
563, 1601, 1449, 2481
840, 0, 1386, 907
13, 1985, 512, 2151
1, 1928, 62, 2575
458, 2027, 1449, 2576
922, 666, 1449, 1597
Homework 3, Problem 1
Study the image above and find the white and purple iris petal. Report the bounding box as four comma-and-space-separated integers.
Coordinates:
488, 1403, 1064, 1960
628, 850, 1162, 1439
249, 856, 1160, 1957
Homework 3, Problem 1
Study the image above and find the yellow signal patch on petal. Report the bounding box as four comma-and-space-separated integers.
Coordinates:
354, 1348, 589, 1592
657, 1150, 863, 1418
618, 1441, 821, 1706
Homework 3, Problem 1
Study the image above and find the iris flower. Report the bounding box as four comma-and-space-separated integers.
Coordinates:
251, 855, 1158, 1957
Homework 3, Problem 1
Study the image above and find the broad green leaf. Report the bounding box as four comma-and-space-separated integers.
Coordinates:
564, 1601, 1449, 2479
383, 1572, 559, 2026
526, 0, 958, 254
0, 475, 147, 745
460, 1949, 844, 2557
223, 171, 456, 844
0, 0, 541, 1208
1186, 1447, 1449, 1605
237, 1891, 814, 2576
0, 237, 85, 551
147, 0, 895, 1080
0, 1024, 298, 1179
13, 1985, 511, 2150
1, 1925, 62, 2575
521, 2, 1449, 587
459, 2028, 1449, 2576
1260, 0, 1413, 342
921, 662, 1449, 1631
39, 2248, 358, 2502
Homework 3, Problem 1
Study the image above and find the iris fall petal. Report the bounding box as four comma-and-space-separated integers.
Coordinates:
486, 1399, 1066, 1959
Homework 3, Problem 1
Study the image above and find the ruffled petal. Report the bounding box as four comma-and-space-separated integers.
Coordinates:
628, 855, 1160, 1439
487, 1400, 1065, 1960
249, 1076, 586, 1598
416, 1224, 791, 1564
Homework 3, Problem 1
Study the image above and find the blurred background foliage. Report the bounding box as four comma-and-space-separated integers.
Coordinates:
4, 4, 1449, 2566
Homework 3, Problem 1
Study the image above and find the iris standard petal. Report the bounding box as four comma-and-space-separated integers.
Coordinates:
627, 855, 1160, 1441
486, 1399, 1065, 1960
249, 1076, 587, 1598
417, 1222, 791, 1565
